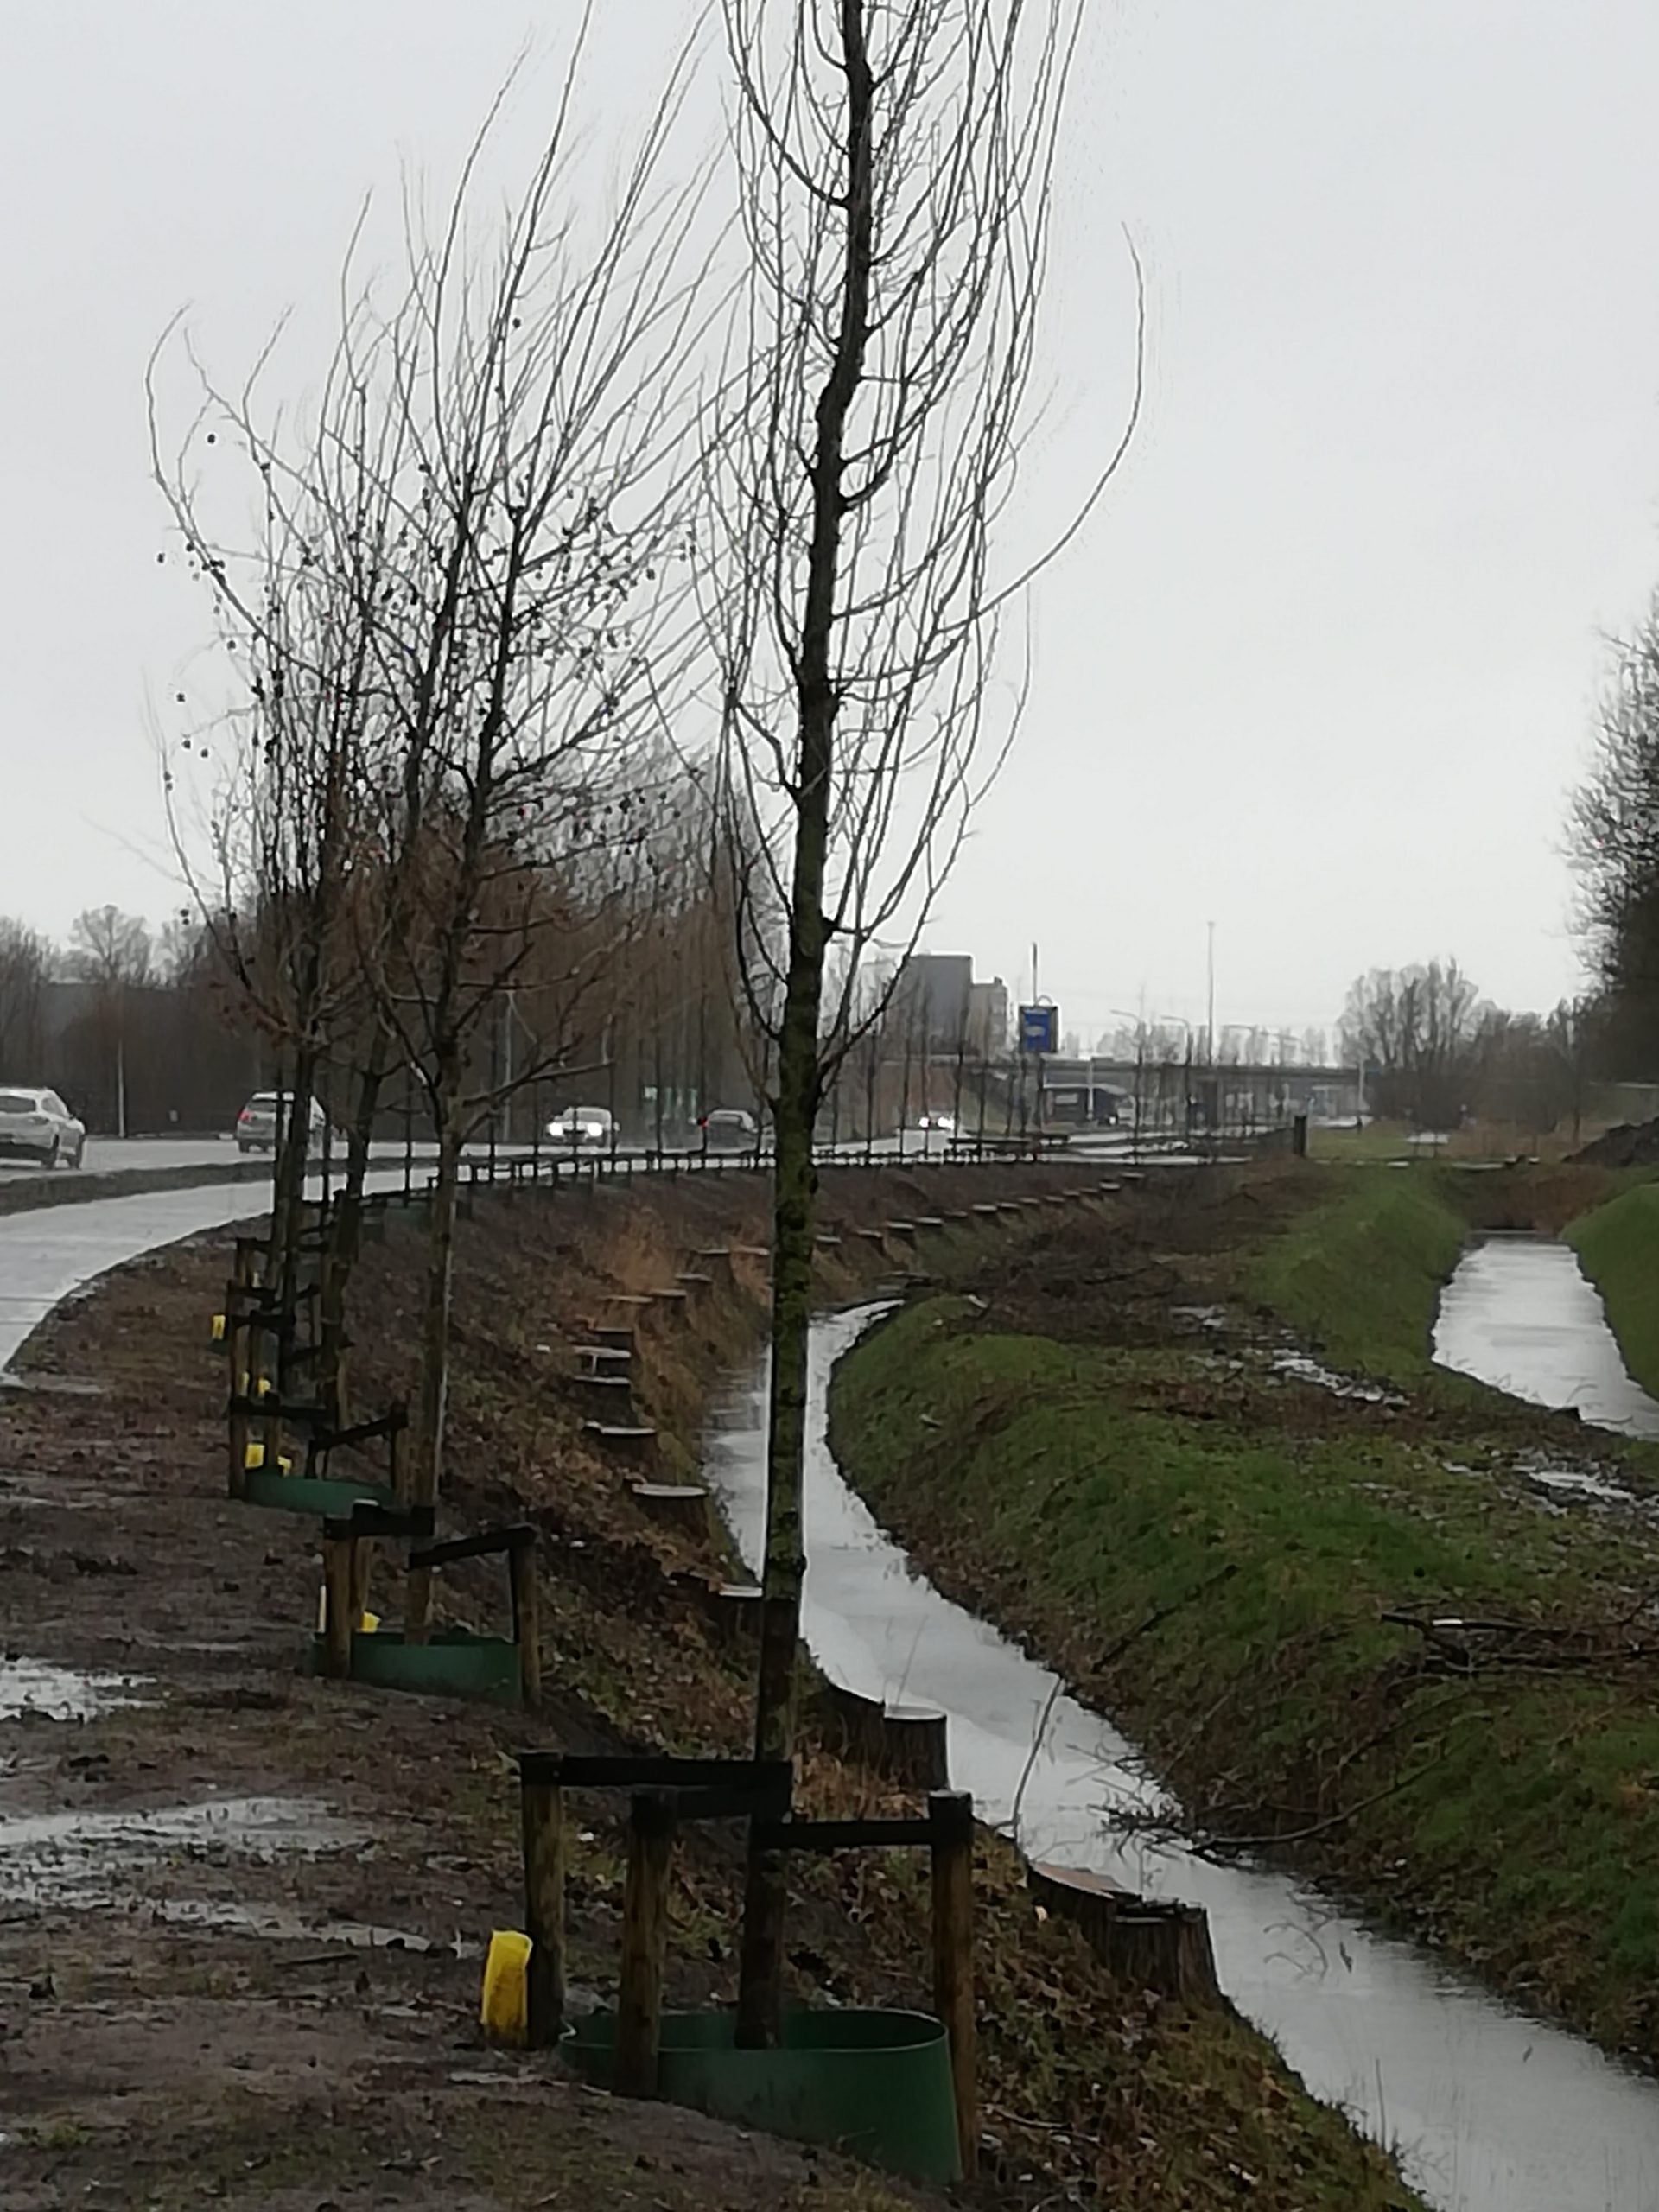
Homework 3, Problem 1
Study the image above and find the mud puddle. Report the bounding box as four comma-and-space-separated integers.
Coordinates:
0, 1657, 146, 1721
0, 1794, 366, 1912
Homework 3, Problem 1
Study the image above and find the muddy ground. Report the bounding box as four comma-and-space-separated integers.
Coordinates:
0, 1162, 1415, 2211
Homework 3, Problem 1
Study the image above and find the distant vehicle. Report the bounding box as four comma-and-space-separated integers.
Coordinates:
700, 1107, 759, 1150
236, 1092, 330, 1155
916, 1112, 957, 1133
0, 1088, 86, 1169
548, 1104, 614, 1147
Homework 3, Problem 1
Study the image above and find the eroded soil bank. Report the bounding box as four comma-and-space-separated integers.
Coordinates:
0, 1164, 1414, 2212
830, 1163, 1659, 2062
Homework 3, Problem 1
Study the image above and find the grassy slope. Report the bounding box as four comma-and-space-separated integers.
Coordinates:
1243, 1165, 1467, 1381
1569, 1179, 1659, 1398
831, 1172, 1659, 2057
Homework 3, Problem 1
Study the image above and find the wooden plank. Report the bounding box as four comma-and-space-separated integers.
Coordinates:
409, 1522, 535, 1570
517, 1751, 792, 1794
752, 1816, 934, 1853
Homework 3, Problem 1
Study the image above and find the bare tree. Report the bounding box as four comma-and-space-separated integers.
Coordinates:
0, 919, 52, 1077
707, 0, 1142, 2037
1339, 960, 1488, 1129
66, 906, 154, 1137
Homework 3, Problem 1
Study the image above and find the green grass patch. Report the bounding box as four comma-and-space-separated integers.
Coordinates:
832, 1293, 1659, 2057
1568, 1179, 1659, 1399
1240, 1165, 1469, 1383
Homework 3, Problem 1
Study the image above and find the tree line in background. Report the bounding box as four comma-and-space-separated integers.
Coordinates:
1338, 959, 1599, 1138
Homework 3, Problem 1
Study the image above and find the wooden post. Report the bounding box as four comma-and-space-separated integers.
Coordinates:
226, 1300, 251, 1501
520, 1768, 567, 2048
387, 1401, 406, 1502
508, 1534, 542, 1710
321, 1532, 354, 1680
614, 1790, 677, 2099
349, 1536, 376, 1627
928, 1789, 977, 2180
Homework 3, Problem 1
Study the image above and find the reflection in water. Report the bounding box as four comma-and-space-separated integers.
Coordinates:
1433, 1236, 1659, 1439
702, 1304, 1659, 2212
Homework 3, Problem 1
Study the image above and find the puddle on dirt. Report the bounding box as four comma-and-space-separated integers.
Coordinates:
1268, 1346, 1406, 1405
702, 1306, 1659, 2212
0, 1795, 366, 1912
1434, 1237, 1659, 1439
149, 1897, 448, 1952
0, 1658, 146, 1721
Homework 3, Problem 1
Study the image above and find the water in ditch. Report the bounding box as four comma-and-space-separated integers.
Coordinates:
702, 1303, 1659, 2212
1433, 1233, 1659, 1439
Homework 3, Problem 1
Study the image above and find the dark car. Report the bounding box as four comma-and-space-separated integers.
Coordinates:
700, 1108, 760, 1151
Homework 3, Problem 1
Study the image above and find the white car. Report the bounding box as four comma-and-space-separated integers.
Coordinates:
236, 1092, 331, 1155
548, 1104, 614, 1147
0, 1088, 86, 1168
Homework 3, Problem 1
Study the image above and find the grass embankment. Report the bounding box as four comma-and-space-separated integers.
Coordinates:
1570, 1179, 1659, 1399
830, 1166, 1659, 2060
0, 1164, 1417, 2212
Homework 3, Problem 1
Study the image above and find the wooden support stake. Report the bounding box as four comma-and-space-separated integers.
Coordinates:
321, 1535, 354, 1680
226, 1308, 251, 1500
349, 1536, 376, 1627
509, 1537, 542, 1710
929, 1789, 978, 2180
520, 1776, 567, 2048
614, 1790, 677, 2099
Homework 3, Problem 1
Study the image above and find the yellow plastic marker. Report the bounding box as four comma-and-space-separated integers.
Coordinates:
480, 1929, 531, 2047
210, 1313, 226, 1343
315, 1588, 381, 1636
245, 1441, 265, 1471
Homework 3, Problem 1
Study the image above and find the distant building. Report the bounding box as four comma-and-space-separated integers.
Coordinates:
966, 976, 1009, 1055
890, 953, 973, 1047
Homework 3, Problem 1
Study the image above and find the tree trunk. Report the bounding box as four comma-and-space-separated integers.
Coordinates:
270, 1048, 319, 1396
405, 1103, 462, 1641
734, 0, 874, 2049
318, 1052, 386, 1431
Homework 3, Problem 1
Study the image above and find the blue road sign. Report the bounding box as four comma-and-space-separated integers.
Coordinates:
1018, 1003, 1058, 1055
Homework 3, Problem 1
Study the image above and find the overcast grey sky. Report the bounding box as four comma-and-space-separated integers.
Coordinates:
3, 2, 1656, 1042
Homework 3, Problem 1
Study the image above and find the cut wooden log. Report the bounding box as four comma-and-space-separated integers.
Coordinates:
629, 1481, 712, 1541
571, 1372, 637, 1419
574, 1344, 633, 1376
1027, 1860, 1219, 2003
582, 1420, 658, 1469
816, 1679, 950, 1789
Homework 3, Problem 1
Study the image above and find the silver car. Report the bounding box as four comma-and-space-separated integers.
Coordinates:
236, 1091, 330, 1155
0, 1088, 86, 1168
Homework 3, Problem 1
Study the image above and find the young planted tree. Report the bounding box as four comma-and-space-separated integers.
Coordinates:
706, 0, 1142, 2037
303, 57, 719, 1631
